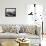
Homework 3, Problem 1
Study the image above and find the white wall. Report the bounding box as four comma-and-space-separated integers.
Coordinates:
0, 0, 45, 24
0, 0, 27, 24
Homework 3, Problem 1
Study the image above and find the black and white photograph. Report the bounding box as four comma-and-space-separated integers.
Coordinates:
5, 8, 16, 17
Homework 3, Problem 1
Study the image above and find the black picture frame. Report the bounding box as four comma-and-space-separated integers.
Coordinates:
5, 8, 16, 17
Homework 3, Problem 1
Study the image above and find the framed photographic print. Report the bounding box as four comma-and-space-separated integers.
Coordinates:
5, 8, 16, 17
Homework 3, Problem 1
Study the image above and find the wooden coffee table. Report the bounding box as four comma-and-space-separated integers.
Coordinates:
16, 38, 31, 46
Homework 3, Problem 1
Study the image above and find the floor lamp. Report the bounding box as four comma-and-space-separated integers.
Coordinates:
41, 14, 43, 40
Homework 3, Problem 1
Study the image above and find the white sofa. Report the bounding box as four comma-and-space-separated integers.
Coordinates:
0, 24, 41, 39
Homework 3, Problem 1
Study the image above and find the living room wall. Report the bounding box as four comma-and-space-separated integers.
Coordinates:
0, 0, 45, 24
0, 0, 27, 24
0, 0, 35, 24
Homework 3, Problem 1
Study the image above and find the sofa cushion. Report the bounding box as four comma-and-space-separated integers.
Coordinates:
24, 25, 36, 35
2, 25, 18, 33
